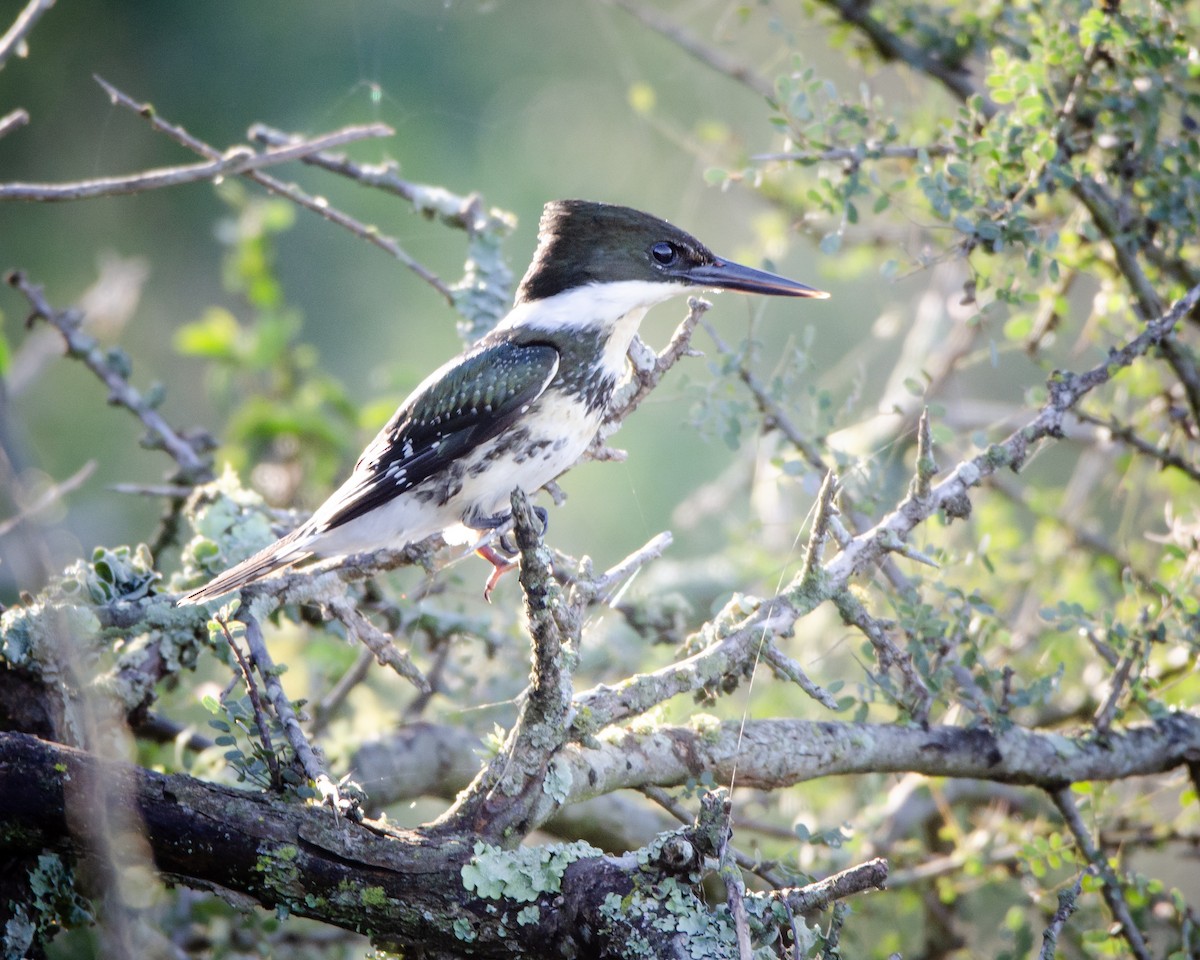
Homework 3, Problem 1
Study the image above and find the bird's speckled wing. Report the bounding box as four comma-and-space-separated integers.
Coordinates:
314, 339, 560, 531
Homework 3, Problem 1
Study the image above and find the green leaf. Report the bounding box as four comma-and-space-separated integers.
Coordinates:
175, 307, 241, 360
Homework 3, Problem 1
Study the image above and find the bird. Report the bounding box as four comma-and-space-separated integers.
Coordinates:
178, 199, 828, 605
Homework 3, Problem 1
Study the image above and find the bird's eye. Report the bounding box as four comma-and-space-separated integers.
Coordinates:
650, 241, 677, 265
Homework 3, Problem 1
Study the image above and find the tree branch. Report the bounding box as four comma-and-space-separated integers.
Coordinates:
0, 107, 30, 140
1051, 787, 1151, 960
435, 488, 577, 839
0, 0, 55, 71
0, 731, 860, 958
776, 857, 889, 914
6, 271, 213, 482
0, 123, 391, 201
814, 0, 997, 117
601, 0, 774, 100
93, 76, 455, 304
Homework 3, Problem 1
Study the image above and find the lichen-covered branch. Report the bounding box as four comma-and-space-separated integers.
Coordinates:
558, 713, 1200, 806
6, 271, 213, 482
776, 858, 889, 914
573, 284, 1198, 732
0, 732, 866, 959
435, 489, 578, 839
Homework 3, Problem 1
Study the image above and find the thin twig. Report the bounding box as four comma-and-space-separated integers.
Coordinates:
0, 459, 95, 538
602, 0, 773, 100
833, 589, 932, 724
93, 75, 454, 304
6, 271, 213, 481
762, 644, 841, 711
0, 123, 391, 202
0, 107, 30, 140
1074, 407, 1200, 483
110, 482, 197, 498
249, 123, 513, 235
324, 597, 429, 692
1038, 871, 1086, 960
754, 143, 955, 164
312, 648, 374, 736
800, 471, 840, 583
238, 611, 355, 815
570, 530, 673, 604
774, 858, 889, 913
911, 408, 937, 500
1093, 653, 1136, 737
718, 840, 754, 960
1050, 787, 1150, 960
0, 0, 56, 71
216, 617, 283, 790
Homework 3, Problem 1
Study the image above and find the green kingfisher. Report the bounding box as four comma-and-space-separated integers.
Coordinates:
179, 200, 828, 605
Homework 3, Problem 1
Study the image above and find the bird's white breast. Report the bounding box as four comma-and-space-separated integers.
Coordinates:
308, 283, 683, 558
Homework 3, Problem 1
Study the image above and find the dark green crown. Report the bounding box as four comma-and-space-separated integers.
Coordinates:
515, 200, 714, 304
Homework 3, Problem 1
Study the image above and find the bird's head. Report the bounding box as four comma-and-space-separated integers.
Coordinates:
514, 199, 829, 305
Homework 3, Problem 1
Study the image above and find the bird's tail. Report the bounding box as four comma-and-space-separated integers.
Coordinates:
177, 529, 314, 606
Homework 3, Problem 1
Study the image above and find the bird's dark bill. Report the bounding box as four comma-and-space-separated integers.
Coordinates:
684, 258, 829, 298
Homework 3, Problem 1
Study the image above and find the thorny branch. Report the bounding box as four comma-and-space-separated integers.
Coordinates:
249, 123, 514, 237
572, 284, 1200, 733
1051, 787, 1151, 960
0, 123, 391, 202
235, 611, 356, 816
92, 76, 455, 303
6, 271, 214, 482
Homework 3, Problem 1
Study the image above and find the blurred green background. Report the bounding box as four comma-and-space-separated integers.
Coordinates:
0, 0, 921, 599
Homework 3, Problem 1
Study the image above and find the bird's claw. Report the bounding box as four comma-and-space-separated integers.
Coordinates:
497, 504, 550, 554
473, 504, 550, 600
476, 543, 517, 602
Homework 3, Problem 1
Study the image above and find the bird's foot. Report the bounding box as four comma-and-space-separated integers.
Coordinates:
476, 543, 517, 602
472, 505, 550, 600
498, 504, 549, 554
